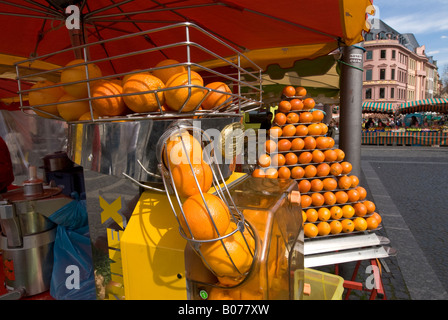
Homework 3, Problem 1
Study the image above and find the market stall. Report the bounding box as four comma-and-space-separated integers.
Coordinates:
0, 0, 377, 301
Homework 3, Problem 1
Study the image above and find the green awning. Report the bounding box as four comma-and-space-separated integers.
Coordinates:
362, 102, 395, 113
399, 98, 448, 114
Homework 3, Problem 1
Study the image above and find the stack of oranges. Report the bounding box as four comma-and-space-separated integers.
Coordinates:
28, 58, 234, 121
253, 85, 382, 239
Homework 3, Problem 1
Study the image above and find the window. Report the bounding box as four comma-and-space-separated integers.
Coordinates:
365, 88, 372, 99
380, 50, 386, 59
392, 50, 396, 59
366, 69, 372, 81
366, 50, 373, 60
380, 69, 386, 80
391, 88, 395, 99
379, 88, 385, 99
391, 69, 395, 80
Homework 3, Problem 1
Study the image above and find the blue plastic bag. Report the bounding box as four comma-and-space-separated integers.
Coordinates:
48, 192, 96, 300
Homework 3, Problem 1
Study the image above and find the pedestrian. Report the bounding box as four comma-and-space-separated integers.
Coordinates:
410, 116, 419, 127
260, 111, 273, 130
0, 136, 14, 193
365, 117, 375, 129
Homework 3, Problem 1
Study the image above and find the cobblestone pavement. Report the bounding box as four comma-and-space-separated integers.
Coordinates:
327, 145, 448, 300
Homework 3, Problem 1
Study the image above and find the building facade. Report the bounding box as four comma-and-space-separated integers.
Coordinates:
362, 19, 439, 110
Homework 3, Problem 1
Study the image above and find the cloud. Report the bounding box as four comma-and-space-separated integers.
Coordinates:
428, 50, 440, 55
383, 12, 448, 34
442, 35, 448, 39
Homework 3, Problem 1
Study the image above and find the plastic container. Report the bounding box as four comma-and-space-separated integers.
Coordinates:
294, 268, 344, 300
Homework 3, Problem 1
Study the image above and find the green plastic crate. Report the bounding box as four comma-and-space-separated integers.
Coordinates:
294, 268, 344, 300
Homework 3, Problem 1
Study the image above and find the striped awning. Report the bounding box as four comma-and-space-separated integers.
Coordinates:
362, 102, 395, 113
399, 98, 448, 114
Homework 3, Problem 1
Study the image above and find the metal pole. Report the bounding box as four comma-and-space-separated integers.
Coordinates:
339, 43, 364, 178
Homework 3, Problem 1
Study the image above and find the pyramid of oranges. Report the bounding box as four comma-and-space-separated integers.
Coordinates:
28, 58, 233, 121
253, 85, 382, 239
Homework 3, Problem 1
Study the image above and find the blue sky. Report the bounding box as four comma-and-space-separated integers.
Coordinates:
371, 0, 448, 76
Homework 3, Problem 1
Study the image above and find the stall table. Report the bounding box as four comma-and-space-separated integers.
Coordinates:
362, 130, 448, 146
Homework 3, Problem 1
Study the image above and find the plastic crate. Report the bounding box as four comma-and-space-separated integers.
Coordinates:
294, 268, 344, 300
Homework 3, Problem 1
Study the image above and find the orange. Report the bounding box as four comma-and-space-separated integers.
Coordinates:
78, 110, 100, 121
285, 152, 298, 165
278, 100, 292, 113
152, 59, 186, 84
341, 219, 355, 233
201, 223, 255, 277
338, 175, 352, 189
330, 206, 343, 220
286, 112, 299, 124
310, 179, 324, 192
320, 123, 329, 135
303, 136, 316, 150
305, 209, 319, 223
353, 217, 368, 231
324, 149, 338, 162
291, 166, 305, 179
317, 207, 331, 221
353, 203, 367, 217
363, 200, 376, 214
295, 125, 308, 136
307, 123, 322, 136
366, 217, 379, 230
312, 150, 326, 163
123, 73, 165, 113
330, 220, 343, 234
282, 124, 296, 137
282, 86, 296, 97
57, 94, 90, 121
163, 130, 203, 167
265, 140, 277, 153
277, 139, 292, 152
304, 165, 317, 178
91, 81, 126, 116
323, 191, 337, 205
316, 163, 331, 177
371, 212, 382, 224
271, 153, 286, 167
299, 112, 313, 123
315, 137, 330, 149
171, 162, 213, 198
311, 193, 325, 207
323, 178, 338, 190
334, 148, 345, 161
258, 154, 271, 167
302, 210, 307, 224
298, 179, 311, 193
298, 152, 313, 164
303, 98, 315, 110
350, 175, 360, 188
295, 86, 307, 96
356, 186, 367, 200
341, 161, 353, 174
291, 138, 305, 151
164, 71, 206, 112
347, 189, 360, 202
330, 163, 343, 176
317, 221, 331, 236
252, 168, 265, 178
312, 110, 324, 122
335, 191, 348, 204
202, 81, 232, 110
265, 168, 278, 179
269, 126, 283, 138
61, 59, 102, 98
290, 99, 303, 111
304, 223, 318, 238
327, 137, 335, 148
278, 166, 291, 179
274, 113, 287, 126
180, 193, 230, 240
301, 195, 312, 208
342, 205, 355, 218
28, 80, 64, 118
